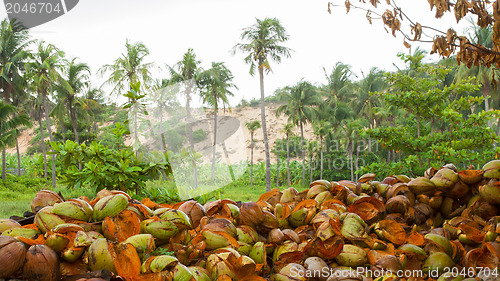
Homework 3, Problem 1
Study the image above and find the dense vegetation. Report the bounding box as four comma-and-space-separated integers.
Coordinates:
1, 15, 500, 218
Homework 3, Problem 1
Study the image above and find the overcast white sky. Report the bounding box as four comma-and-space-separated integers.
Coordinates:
0, 0, 471, 106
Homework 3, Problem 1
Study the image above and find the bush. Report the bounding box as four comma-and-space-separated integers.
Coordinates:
193, 129, 207, 143
165, 129, 184, 152
272, 135, 303, 158
51, 124, 170, 194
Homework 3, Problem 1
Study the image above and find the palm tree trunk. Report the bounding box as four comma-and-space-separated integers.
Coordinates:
416, 109, 421, 169
250, 136, 254, 188
309, 154, 313, 183
484, 86, 492, 127
13, 111, 22, 177
38, 117, 47, 178
495, 118, 500, 149
211, 109, 217, 180
349, 146, 354, 181
300, 122, 305, 185
355, 144, 359, 181
258, 66, 271, 192
320, 137, 324, 180
15, 139, 21, 176
1, 149, 6, 180
185, 87, 198, 188
286, 134, 290, 188
43, 93, 56, 188
276, 148, 280, 187
160, 106, 168, 156
69, 103, 79, 143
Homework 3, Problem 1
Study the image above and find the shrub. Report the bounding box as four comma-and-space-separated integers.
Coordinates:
193, 129, 207, 143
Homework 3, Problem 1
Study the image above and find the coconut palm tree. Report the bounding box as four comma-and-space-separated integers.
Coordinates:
351, 68, 386, 152
148, 78, 180, 153
279, 123, 294, 188
340, 118, 367, 181
98, 39, 154, 97
25, 41, 65, 187
276, 80, 320, 185
52, 58, 90, 143
199, 62, 237, 180
83, 87, 105, 134
245, 120, 261, 188
233, 17, 291, 192
0, 101, 30, 180
0, 18, 31, 176
313, 120, 330, 180
322, 62, 354, 105
454, 23, 499, 126
305, 140, 319, 183
168, 48, 202, 188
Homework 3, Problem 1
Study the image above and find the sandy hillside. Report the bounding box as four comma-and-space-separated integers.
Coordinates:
7, 105, 315, 164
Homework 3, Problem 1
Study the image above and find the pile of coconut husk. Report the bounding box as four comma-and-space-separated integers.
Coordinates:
1, 160, 500, 281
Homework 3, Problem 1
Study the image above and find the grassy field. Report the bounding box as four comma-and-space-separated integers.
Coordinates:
0, 177, 308, 219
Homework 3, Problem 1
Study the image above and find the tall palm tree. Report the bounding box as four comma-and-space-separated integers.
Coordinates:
340, 118, 367, 181
233, 17, 291, 192
322, 62, 354, 105
168, 48, 202, 188
98, 39, 154, 97
454, 23, 499, 126
245, 120, 261, 188
313, 120, 330, 180
83, 87, 105, 134
199, 62, 237, 180
25, 41, 65, 187
148, 78, 180, 153
52, 58, 90, 143
0, 101, 30, 180
306, 140, 319, 183
279, 123, 294, 188
0, 18, 31, 176
351, 68, 386, 152
276, 80, 320, 185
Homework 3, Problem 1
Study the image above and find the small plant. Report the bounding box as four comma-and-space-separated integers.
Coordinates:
192, 129, 207, 143
151, 247, 174, 256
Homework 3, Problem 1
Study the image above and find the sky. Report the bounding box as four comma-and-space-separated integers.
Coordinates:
0, 0, 471, 107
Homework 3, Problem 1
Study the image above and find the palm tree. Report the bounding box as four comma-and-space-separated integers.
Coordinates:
279, 123, 293, 188
52, 58, 90, 143
148, 78, 180, 152
199, 62, 237, 180
98, 39, 154, 97
340, 118, 367, 181
83, 87, 105, 134
313, 120, 330, 180
276, 80, 320, 185
0, 101, 30, 180
0, 18, 31, 176
351, 68, 386, 152
233, 17, 291, 192
454, 23, 499, 126
25, 41, 65, 187
306, 140, 319, 183
168, 48, 202, 188
245, 120, 261, 188
322, 62, 354, 104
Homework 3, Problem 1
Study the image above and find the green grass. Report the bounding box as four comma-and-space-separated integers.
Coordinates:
218, 182, 308, 202
0, 175, 50, 218
0, 162, 310, 219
